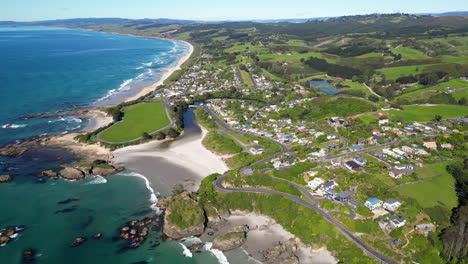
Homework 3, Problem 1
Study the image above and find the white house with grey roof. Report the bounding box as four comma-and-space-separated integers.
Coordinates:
383, 199, 401, 211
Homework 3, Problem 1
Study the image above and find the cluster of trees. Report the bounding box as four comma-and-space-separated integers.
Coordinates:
171, 101, 189, 129
396, 71, 448, 86
303, 57, 364, 80
325, 41, 383, 57
440, 159, 468, 262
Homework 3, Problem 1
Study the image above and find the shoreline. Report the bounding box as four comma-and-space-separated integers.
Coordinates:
218, 211, 338, 264
123, 39, 194, 102
112, 123, 229, 194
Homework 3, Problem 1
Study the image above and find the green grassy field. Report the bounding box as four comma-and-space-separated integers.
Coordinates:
388, 104, 468, 122
391, 46, 429, 60
396, 162, 457, 209
240, 70, 254, 86
202, 132, 243, 155
398, 79, 468, 101
99, 102, 170, 143
377, 64, 436, 80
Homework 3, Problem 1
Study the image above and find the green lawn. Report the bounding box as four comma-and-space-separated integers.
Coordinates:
388, 104, 468, 122
240, 70, 254, 86
99, 102, 170, 143
396, 162, 457, 209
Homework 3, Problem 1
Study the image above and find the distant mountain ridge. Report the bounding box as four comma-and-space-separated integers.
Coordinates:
0, 11, 466, 27
0, 18, 199, 27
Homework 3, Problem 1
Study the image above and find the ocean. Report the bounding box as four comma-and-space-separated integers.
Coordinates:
0, 27, 235, 263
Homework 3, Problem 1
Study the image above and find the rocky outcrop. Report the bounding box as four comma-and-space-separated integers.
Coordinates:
0, 136, 44, 157
91, 165, 122, 176
163, 193, 205, 240
22, 248, 36, 263
156, 197, 171, 210
0, 226, 25, 247
59, 167, 85, 180
118, 217, 159, 249
204, 204, 227, 229
70, 237, 87, 247
0, 174, 13, 183
41, 169, 58, 179
262, 240, 300, 264
212, 230, 247, 251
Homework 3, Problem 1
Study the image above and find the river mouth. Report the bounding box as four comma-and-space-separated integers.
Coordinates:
112, 108, 228, 196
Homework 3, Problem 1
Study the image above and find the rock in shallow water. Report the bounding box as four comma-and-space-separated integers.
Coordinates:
70, 237, 87, 247
59, 167, 85, 180
0, 174, 13, 183
22, 248, 36, 263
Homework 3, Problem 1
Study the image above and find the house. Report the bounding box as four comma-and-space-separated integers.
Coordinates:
344, 160, 363, 172
423, 141, 437, 150
381, 215, 406, 229
378, 119, 390, 126
335, 192, 351, 202
307, 177, 325, 190
349, 144, 364, 152
325, 189, 338, 200
306, 171, 319, 177
240, 167, 254, 176
356, 138, 366, 145
415, 223, 436, 235
365, 197, 382, 211
441, 143, 453, 149
320, 180, 338, 191
383, 199, 401, 211
353, 157, 367, 166
250, 145, 265, 155
389, 165, 414, 179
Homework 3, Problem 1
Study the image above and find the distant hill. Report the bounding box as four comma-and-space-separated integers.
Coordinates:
430, 11, 468, 16
0, 18, 198, 27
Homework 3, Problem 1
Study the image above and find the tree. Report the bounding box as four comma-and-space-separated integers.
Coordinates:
142, 132, 152, 140
432, 114, 442, 122
458, 97, 467, 105
155, 131, 166, 140
166, 128, 179, 138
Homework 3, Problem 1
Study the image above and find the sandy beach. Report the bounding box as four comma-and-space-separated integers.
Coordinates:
124, 40, 194, 102
220, 211, 338, 264
112, 118, 229, 194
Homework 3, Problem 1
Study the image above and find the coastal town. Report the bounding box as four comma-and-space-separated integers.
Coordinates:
0, 12, 467, 264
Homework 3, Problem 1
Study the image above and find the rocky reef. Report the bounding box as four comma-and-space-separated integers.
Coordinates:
0, 226, 26, 247
41, 161, 123, 181
0, 174, 13, 183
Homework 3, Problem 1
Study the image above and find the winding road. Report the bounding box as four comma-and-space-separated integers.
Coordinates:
214, 174, 397, 264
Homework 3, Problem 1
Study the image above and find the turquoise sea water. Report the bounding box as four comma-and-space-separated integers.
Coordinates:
0, 27, 227, 263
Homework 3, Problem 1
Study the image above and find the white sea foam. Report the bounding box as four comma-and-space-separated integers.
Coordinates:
120, 171, 160, 212
179, 242, 193, 258
10, 233, 18, 238
180, 236, 202, 246
85, 175, 107, 185
1, 124, 27, 129
96, 78, 133, 102
204, 242, 230, 264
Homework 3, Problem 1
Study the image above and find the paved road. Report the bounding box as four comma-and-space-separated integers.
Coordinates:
214, 174, 397, 264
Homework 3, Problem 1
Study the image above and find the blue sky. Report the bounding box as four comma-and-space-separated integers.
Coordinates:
1, 0, 466, 21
